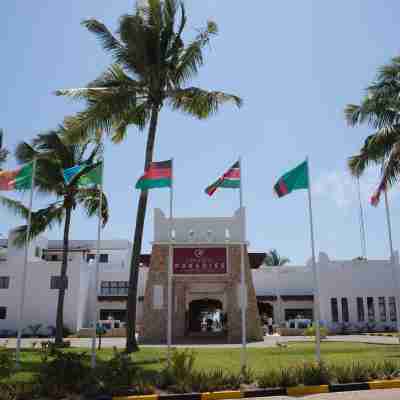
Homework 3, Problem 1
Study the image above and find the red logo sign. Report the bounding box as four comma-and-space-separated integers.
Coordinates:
173, 248, 227, 274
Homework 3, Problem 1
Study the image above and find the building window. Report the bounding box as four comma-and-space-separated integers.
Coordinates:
284, 309, 313, 321
0, 277, 10, 289
367, 297, 375, 322
100, 254, 109, 263
50, 276, 68, 290
379, 297, 387, 322
357, 297, 365, 322
389, 297, 397, 321
34, 246, 42, 258
86, 254, 95, 263
341, 298, 349, 322
50, 254, 59, 262
0, 307, 7, 319
331, 298, 339, 323
100, 281, 128, 296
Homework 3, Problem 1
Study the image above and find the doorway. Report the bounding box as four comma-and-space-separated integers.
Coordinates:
188, 299, 224, 333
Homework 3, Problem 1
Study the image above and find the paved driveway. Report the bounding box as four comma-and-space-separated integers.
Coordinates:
0, 334, 398, 348
253, 389, 400, 399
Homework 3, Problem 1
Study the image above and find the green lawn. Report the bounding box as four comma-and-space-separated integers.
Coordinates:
7, 342, 400, 383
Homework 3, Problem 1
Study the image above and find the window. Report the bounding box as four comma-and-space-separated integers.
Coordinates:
100, 254, 109, 263
100, 309, 127, 322
34, 246, 41, 258
50, 276, 68, 290
379, 297, 387, 322
0, 277, 10, 289
341, 298, 349, 322
367, 297, 375, 322
331, 298, 339, 322
285, 309, 313, 321
357, 297, 365, 322
0, 307, 6, 319
389, 297, 397, 321
100, 281, 128, 296
50, 254, 59, 262
86, 254, 109, 263
86, 254, 95, 263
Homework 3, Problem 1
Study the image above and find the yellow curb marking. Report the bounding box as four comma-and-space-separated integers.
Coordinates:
369, 380, 400, 390
287, 385, 329, 397
114, 395, 159, 400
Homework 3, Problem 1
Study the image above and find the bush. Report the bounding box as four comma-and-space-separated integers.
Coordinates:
37, 349, 92, 398
300, 362, 331, 386
0, 347, 13, 381
303, 325, 328, 338
97, 348, 154, 396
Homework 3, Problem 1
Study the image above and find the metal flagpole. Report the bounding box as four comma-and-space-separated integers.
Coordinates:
384, 191, 400, 334
306, 157, 321, 362
91, 143, 104, 369
356, 178, 367, 259
167, 159, 174, 364
239, 157, 247, 371
16, 159, 37, 368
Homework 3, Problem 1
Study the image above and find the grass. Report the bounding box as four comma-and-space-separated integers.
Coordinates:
5, 342, 400, 384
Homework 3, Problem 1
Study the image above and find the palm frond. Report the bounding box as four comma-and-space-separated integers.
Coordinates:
168, 87, 242, 119
0, 196, 30, 221
12, 203, 65, 247
75, 188, 109, 226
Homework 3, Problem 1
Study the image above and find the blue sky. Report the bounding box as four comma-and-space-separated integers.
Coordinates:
1, 1, 400, 263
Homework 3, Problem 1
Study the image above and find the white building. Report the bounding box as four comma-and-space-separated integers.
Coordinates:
0, 208, 399, 335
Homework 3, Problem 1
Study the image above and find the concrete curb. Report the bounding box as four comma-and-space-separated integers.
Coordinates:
111, 379, 400, 399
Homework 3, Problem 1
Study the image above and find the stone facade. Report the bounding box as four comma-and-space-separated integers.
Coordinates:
141, 243, 263, 343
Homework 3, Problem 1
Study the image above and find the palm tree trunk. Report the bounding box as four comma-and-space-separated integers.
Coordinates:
126, 105, 160, 353
55, 204, 72, 345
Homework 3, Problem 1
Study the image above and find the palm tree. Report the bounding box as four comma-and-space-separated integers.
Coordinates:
263, 249, 290, 267
0, 129, 9, 169
0, 130, 108, 345
346, 56, 400, 185
56, 0, 242, 352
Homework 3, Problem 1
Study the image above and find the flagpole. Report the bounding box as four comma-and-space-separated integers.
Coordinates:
306, 157, 321, 363
384, 191, 400, 335
91, 143, 104, 369
167, 158, 174, 364
239, 157, 247, 372
356, 178, 367, 259
16, 159, 37, 368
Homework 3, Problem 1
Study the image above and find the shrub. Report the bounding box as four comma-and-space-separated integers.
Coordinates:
300, 362, 331, 386
192, 369, 243, 392
37, 349, 91, 398
97, 349, 154, 396
257, 370, 281, 388
303, 325, 328, 338
0, 347, 13, 381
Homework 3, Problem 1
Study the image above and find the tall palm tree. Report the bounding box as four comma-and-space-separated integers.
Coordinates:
0, 131, 108, 345
263, 249, 290, 267
56, 0, 242, 352
0, 129, 9, 169
346, 56, 400, 185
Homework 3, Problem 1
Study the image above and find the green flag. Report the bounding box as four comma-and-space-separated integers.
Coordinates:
273, 160, 308, 197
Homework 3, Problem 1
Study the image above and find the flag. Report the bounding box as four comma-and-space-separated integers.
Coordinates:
135, 160, 172, 190
63, 163, 102, 187
0, 162, 33, 191
273, 160, 309, 198
370, 180, 386, 207
205, 161, 240, 196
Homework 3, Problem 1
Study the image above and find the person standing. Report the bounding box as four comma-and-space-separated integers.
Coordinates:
267, 316, 273, 335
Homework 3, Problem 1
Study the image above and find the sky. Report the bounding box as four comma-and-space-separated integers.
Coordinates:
1, 1, 400, 264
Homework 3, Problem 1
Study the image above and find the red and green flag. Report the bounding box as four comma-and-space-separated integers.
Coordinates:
273, 160, 309, 198
0, 162, 34, 191
205, 161, 240, 196
136, 160, 172, 190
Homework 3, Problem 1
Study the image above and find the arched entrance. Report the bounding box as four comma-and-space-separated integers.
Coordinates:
188, 298, 224, 333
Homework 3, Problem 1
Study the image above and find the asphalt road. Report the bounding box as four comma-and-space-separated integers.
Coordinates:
255, 389, 400, 399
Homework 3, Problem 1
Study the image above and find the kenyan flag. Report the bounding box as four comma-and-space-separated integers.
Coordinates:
273, 160, 309, 198
0, 162, 34, 191
205, 161, 240, 196
136, 160, 172, 190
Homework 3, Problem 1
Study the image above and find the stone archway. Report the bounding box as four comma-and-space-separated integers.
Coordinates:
188, 298, 223, 333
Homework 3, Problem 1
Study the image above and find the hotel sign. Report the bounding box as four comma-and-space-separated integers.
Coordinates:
173, 248, 227, 274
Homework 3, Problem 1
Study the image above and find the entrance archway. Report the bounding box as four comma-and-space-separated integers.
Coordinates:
188, 298, 223, 333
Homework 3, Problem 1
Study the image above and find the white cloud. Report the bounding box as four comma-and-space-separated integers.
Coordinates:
312, 168, 397, 209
